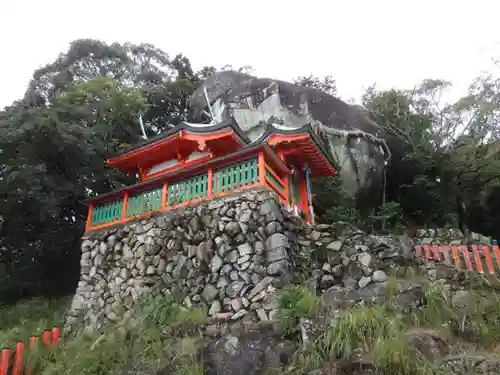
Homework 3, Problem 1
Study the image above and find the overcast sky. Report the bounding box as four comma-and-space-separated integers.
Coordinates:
1, 0, 499, 110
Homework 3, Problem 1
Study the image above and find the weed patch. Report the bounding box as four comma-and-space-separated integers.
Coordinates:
277, 286, 320, 335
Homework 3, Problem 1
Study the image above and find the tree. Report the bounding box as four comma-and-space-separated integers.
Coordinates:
294, 74, 337, 96
361, 86, 445, 232
0, 40, 211, 301
361, 70, 500, 241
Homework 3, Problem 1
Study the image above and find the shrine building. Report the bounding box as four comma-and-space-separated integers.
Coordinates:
83, 118, 338, 232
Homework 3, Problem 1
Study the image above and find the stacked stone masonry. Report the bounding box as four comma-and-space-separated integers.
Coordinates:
67, 189, 296, 333
66, 188, 451, 334
414, 228, 494, 245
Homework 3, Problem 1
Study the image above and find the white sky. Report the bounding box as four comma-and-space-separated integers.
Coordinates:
0, 0, 499, 110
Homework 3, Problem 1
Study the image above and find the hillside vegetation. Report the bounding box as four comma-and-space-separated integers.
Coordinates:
4, 266, 500, 375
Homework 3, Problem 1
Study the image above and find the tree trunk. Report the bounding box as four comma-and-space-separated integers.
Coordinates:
456, 196, 473, 245
405, 217, 418, 238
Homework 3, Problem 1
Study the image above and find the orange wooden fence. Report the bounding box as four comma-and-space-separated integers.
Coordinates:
0, 327, 60, 375
414, 244, 500, 275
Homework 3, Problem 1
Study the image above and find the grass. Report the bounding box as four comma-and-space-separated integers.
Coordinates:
277, 285, 320, 335
34, 295, 208, 375
0, 296, 70, 348
0, 294, 207, 375
5, 269, 500, 375
280, 275, 500, 375
319, 305, 395, 358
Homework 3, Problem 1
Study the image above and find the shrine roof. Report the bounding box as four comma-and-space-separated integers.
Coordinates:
109, 117, 251, 160
107, 118, 339, 177
253, 123, 340, 175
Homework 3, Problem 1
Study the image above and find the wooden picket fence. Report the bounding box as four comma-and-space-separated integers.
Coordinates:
0, 327, 60, 375
414, 244, 500, 275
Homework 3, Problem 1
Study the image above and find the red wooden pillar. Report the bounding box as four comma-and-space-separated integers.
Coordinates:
121, 192, 129, 219
298, 171, 310, 222
85, 204, 94, 232
207, 168, 214, 198
138, 167, 145, 180
258, 152, 266, 187
161, 183, 168, 208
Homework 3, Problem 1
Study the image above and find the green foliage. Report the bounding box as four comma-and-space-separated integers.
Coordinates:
6, 278, 500, 375
138, 295, 206, 333
457, 294, 500, 346
407, 282, 453, 327
285, 283, 454, 375
0, 39, 214, 301
370, 334, 442, 375
16, 295, 207, 375
277, 286, 320, 335
313, 176, 360, 225
314, 176, 404, 232
319, 305, 394, 358
360, 72, 500, 239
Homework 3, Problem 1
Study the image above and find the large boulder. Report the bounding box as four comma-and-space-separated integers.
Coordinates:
201, 326, 296, 375
189, 71, 390, 208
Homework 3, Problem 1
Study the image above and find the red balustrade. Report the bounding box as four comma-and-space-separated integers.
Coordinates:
0, 327, 61, 375
414, 244, 500, 275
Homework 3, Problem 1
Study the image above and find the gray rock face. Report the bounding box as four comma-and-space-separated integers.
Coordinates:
202, 328, 295, 375
188, 70, 390, 207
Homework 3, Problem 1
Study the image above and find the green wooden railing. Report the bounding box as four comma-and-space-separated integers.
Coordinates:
213, 158, 258, 194
91, 200, 124, 226
126, 187, 163, 218
167, 174, 208, 206
89, 158, 260, 228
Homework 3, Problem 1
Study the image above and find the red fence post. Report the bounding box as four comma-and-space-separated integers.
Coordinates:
423, 245, 431, 260
441, 245, 451, 265
42, 331, 51, 346
471, 245, 484, 273
52, 327, 61, 346
25, 336, 38, 375
459, 245, 473, 271
431, 244, 440, 260
482, 245, 496, 274
0, 349, 10, 375
12, 343, 24, 375
493, 245, 500, 269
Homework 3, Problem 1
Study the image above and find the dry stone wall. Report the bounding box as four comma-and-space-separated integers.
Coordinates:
66, 188, 443, 335
414, 228, 494, 245
290, 221, 415, 294
66, 189, 295, 334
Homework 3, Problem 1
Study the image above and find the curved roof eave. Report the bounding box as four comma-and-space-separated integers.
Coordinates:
253, 123, 341, 172
108, 117, 251, 160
